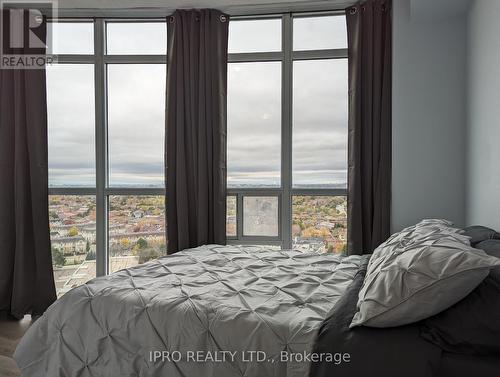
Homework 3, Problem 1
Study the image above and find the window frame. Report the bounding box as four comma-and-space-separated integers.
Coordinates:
48, 18, 167, 277
48, 11, 349, 281
227, 12, 348, 249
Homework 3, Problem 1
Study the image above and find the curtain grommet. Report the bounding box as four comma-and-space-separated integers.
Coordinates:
349, 7, 357, 15
168, 16, 175, 23
220, 15, 227, 23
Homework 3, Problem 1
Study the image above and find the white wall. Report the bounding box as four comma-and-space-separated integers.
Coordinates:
391, 0, 467, 231
466, 0, 500, 229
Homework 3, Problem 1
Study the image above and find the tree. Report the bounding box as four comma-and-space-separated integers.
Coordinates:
68, 226, 78, 237
319, 227, 330, 237
52, 248, 66, 267
136, 238, 148, 250
297, 220, 305, 230
335, 243, 345, 254
120, 237, 131, 249
86, 250, 96, 261
86, 240, 91, 253
138, 247, 161, 264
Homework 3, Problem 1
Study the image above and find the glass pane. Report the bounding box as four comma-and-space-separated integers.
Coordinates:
292, 59, 348, 188
228, 19, 281, 53
292, 196, 347, 253
293, 15, 347, 51
243, 196, 279, 237
48, 22, 94, 54
49, 195, 96, 297
106, 22, 167, 55
226, 196, 237, 237
228, 62, 281, 187
108, 64, 166, 187
109, 196, 167, 273
47, 64, 95, 187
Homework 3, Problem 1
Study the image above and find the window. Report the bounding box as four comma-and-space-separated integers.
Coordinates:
228, 19, 281, 53
48, 21, 94, 54
107, 64, 166, 187
227, 62, 281, 187
292, 59, 348, 188
49, 195, 96, 297
47, 64, 95, 187
226, 196, 237, 238
47, 13, 347, 297
292, 196, 347, 253
227, 14, 348, 252
243, 196, 279, 237
108, 196, 166, 273
106, 22, 167, 55
293, 15, 347, 51
47, 20, 167, 296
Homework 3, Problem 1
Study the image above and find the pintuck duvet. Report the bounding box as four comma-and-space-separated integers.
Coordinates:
14, 245, 366, 377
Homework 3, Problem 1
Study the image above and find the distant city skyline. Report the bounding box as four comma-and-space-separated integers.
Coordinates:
49, 194, 347, 296
48, 181, 348, 189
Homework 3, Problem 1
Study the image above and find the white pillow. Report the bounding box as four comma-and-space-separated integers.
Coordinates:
350, 219, 500, 328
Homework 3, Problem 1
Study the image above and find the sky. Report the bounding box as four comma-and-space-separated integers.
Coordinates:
47, 63, 96, 186
47, 16, 347, 188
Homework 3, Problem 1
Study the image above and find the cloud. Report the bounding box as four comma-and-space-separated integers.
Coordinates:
48, 20, 348, 189
227, 59, 348, 187
48, 63, 165, 187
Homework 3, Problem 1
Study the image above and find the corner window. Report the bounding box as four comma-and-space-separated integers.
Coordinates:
226, 14, 348, 252
47, 20, 168, 296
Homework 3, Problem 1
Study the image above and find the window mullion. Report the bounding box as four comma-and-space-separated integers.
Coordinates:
235, 193, 243, 240
94, 18, 108, 277
292, 48, 348, 61
281, 13, 293, 250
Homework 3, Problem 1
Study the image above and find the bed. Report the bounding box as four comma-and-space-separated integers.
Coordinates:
15, 225, 500, 377
14, 245, 367, 377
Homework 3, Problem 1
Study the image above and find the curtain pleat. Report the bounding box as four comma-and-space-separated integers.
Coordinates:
346, 0, 392, 254
165, 9, 229, 253
0, 11, 56, 317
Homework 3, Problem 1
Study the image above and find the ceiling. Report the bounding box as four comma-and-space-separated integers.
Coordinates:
53, 0, 472, 18
55, 0, 355, 15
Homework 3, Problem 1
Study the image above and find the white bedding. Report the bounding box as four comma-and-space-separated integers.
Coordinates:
15, 245, 364, 377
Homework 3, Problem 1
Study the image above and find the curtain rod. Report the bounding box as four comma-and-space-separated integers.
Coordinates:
36, 1, 354, 18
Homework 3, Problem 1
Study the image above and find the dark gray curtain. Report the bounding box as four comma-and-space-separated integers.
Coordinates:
346, 0, 392, 255
165, 9, 229, 254
0, 11, 56, 317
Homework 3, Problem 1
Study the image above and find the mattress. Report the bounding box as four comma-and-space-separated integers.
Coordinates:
15, 244, 365, 377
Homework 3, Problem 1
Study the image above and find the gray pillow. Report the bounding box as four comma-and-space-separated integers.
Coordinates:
476, 239, 500, 259
462, 225, 500, 246
350, 219, 500, 328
